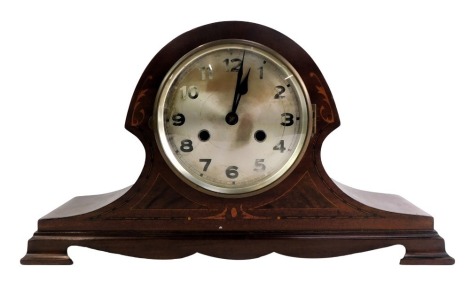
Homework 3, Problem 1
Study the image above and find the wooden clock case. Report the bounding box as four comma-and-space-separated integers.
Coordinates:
21, 21, 454, 265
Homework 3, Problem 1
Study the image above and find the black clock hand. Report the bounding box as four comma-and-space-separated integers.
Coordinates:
230, 51, 246, 114
232, 68, 251, 113
226, 52, 251, 125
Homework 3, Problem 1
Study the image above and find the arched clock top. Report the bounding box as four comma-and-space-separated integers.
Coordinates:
125, 21, 339, 146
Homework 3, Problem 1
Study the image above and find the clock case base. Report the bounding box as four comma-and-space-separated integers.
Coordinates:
21, 186, 454, 265
22, 232, 452, 265
21, 21, 454, 265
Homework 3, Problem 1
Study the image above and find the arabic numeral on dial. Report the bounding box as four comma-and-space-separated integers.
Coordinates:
179, 85, 199, 99
273, 140, 286, 153
254, 159, 266, 172
172, 113, 185, 126
274, 85, 285, 99
281, 113, 294, 126
199, 66, 213, 80
223, 58, 242, 72
180, 139, 193, 152
258, 66, 264, 79
199, 159, 211, 171
225, 166, 239, 179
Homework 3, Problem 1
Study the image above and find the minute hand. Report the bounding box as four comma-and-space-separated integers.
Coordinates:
230, 51, 246, 113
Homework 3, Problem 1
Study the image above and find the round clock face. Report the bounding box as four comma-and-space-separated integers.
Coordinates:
154, 40, 312, 197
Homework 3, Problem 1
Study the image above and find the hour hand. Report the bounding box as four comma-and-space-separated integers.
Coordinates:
231, 67, 251, 113
237, 68, 251, 97
226, 51, 250, 125
226, 68, 250, 125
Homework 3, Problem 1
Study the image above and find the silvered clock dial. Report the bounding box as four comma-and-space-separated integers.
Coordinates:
154, 40, 313, 197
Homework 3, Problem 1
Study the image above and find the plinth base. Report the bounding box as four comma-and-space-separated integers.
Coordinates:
21, 230, 454, 265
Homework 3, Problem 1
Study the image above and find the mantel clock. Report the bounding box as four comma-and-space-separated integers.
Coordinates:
21, 21, 454, 265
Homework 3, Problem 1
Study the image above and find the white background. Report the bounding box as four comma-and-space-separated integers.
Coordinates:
1, 0, 468, 289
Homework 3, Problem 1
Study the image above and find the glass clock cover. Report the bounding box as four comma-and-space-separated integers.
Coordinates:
154, 40, 312, 197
